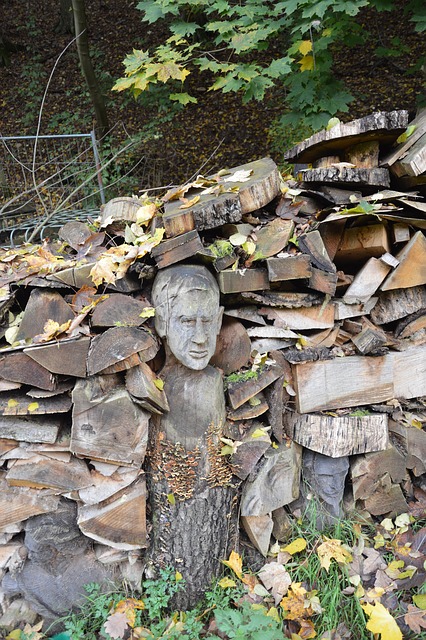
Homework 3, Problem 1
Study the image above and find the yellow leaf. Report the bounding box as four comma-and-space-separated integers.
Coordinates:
298, 55, 314, 72
6, 630, 22, 640
222, 550, 243, 580
298, 40, 312, 55
251, 428, 268, 438
362, 602, 402, 640
266, 607, 281, 623
178, 195, 200, 209
413, 594, 426, 609
154, 378, 164, 391
218, 576, 236, 588
282, 538, 307, 555
7, 399, 18, 408
317, 537, 353, 571
27, 402, 39, 412
175, 571, 183, 581
136, 203, 157, 225
167, 493, 176, 505
139, 307, 156, 318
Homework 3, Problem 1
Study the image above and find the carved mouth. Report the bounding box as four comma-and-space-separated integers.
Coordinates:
189, 350, 209, 358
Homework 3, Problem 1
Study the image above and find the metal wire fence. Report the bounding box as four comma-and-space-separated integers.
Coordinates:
0, 132, 105, 245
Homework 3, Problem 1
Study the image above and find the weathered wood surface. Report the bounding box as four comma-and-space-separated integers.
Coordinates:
78, 467, 141, 505
0, 416, 61, 443
125, 362, 169, 414
301, 167, 390, 188
293, 353, 394, 413
71, 377, 150, 466
380, 231, 426, 290
392, 130, 426, 177
395, 309, 426, 339
343, 257, 392, 304
266, 255, 311, 282
210, 317, 252, 375
240, 442, 302, 516
0, 352, 56, 391
392, 345, 426, 399
0, 392, 71, 415
345, 140, 380, 168
350, 446, 407, 501
77, 477, 147, 550
241, 515, 273, 557
284, 110, 409, 163
388, 419, 426, 476
363, 483, 408, 517
24, 337, 90, 377
218, 268, 270, 294
6, 455, 92, 491
226, 393, 269, 421
87, 326, 159, 375
334, 297, 378, 320
253, 218, 294, 259
227, 364, 283, 409
245, 290, 323, 308
308, 266, 337, 295
100, 196, 145, 225
0, 475, 60, 528
392, 223, 411, 244
230, 423, 271, 480
261, 303, 335, 330
163, 208, 195, 238
381, 108, 426, 168
298, 230, 335, 273
285, 412, 389, 457
370, 285, 426, 324
335, 224, 390, 265
151, 229, 204, 268
15, 289, 74, 343
90, 294, 149, 327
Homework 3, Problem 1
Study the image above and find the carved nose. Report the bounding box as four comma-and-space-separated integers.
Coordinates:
193, 319, 207, 344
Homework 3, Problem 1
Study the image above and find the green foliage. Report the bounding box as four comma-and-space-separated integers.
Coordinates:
212, 602, 284, 640
60, 582, 119, 640
224, 368, 260, 389
114, 0, 424, 132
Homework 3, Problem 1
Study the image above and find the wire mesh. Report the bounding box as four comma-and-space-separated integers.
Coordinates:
0, 132, 104, 245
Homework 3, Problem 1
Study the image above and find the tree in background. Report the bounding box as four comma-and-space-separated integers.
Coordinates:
113, 0, 425, 131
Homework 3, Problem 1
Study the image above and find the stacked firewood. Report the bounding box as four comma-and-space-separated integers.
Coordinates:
0, 109, 425, 621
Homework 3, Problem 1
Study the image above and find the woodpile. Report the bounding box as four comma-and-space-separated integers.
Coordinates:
0, 109, 425, 624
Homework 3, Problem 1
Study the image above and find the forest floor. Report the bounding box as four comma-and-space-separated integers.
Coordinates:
0, 0, 425, 190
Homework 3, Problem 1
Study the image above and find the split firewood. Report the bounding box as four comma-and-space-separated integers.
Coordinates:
395, 308, 426, 339
0, 392, 71, 415
335, 224, 390, 266
125, 362, 169, 414
229, 422, 271, 480
388, 419, 426, 476
380, 231, 426, 290
370, 285, 426, 325
227, 364, 283, 410
241, 514, 273, 557
90, 293, 151, 328
210, 317, 252, 375
350, 445, 407, 501
0, 352, 56, 390
0, 474, 60, 528
24, 337, 90, 378
298, 230, 336, 273
6, 455, 92, 492
226, 393, 269, 421
261, 303, 335, 331
151, 229, 204, 269
343, 257, 392, 305
218, 268, 270, 294
0, 416, 61, 444
87, 326, 159, 376
351, 317, 388, 354
15, 289, 74, 343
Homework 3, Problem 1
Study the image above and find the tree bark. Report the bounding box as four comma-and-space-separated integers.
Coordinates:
71, 0, 109, 140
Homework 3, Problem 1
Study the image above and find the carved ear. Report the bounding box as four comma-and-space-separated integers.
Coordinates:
216, 306, 224, 335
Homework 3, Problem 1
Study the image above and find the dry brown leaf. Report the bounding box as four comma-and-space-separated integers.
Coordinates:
258, 562, 292, 605
104, 611, 130, 639
404, 604, 426, 634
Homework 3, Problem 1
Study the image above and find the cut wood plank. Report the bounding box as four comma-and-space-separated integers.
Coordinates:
77, 477, 147, 550
241, 515, 273, 557
210, 317, 252, 375
227, 393, 269, 421
266, 255, 311, 282
350, 446, 407, 501
151, 229, 204, 269
292, 353, 394, 413
0, 474, 60, 528
227, 364, 283, 410
261, 303, 335, 331
284, 110, 409, 163
163, 208, 195, 238
218, 268, 269, 294
380, 231, 426, 290
392, 344, 426, 399
240, 442, 302, 516
230, 423, 271, 480
87, 327, 159, 376
71, 377, 150, 466
335, 224, 390, 265
370, 286, 426, 324
308, 266, 337, 295
90, 294, 150, 328
298, 230, 336, 273
285, 412, 389, 457
24, 337, 90, 378
6, 455, 92, 491
0, 352, 56, 391
343, 257, 392, 304
244, 291, 322, 308
0, 416, 61, 443
15, 289, 74, 343
125, 362, 169, 414
253, 219, 294, 258
334, 298, 378, 320
344, 140, 380, 168
300, 166, 390, 188
0, 393, 71, 416
395, 309, 426, 338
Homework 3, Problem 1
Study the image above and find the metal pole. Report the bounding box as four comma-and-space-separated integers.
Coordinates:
90, 130, 105, 205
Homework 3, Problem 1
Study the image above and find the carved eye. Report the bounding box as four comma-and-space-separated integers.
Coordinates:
180, 317, 196, 326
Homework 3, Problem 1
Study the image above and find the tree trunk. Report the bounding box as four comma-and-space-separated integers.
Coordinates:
71, 0, 109, 140
55, 0, 75, 35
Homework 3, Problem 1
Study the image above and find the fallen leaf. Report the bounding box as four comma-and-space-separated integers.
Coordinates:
404, 604, 426, 634
413, 594, 426, 609
218, 576, 236, 588
178, 195, 200, 209
153, 378, 164, 391
224, 169, 253, 182
222, 550, 243, 579
7, 399, 18, 408
258, 562, 292, 604
27, 402, 39, 412
282, 538, 307, 555
362, 601, 402, 640
104, 611, 130, 639
139, 307, 155, 318
317, 537, 353, 572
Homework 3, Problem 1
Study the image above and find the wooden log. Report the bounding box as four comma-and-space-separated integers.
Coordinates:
266, 255, 312, 282
395, 309, 426, 339
308, 266, 337, 295
6, 455, 92, 491
392, 344, 426, 400
125, 362, 169, 414
233, 157, 281, 213
164, 192, 241, 232
0, 393, 71, 416
334, 298, 378, 320
0, 416, 61, 443
380, 231, 426, 290
335, 223, 390, 266
210, 317, 252, 375
351, 318, 387, 354
78, 467, 140, 505
285, 412, 389, 457
388, 419, 426, 476
253, 219, 294, 259
100, 196, 146, 225
151, 230, 204, 269
227, 364, 283, 410
350, 446, 407, 501
344, 140, 380, 168
226, 393, 269, 421
24, 337, 90, 378
313, 155, 341, 168
292, 353, 394, 413
241, 515, 273, 557
284, 110, 409, 163
230, 423, 271, 480
90, 294, 150, 328
218, 268, 270, 294
78, 477, 147, 550
301, 166, 390, 188
370, 286, 426, 324
245, 291, 323, 308
298, 230, 336, 273
0, 352, 56, 391
163, 208, 195, 238
0, 474, 60, 528
343, 258, 392, 304
87, 326, 159, 376
15, 289, 74, 343
261, 303, 335, 331
240, 442, 302, 516
71, 377, 150, 466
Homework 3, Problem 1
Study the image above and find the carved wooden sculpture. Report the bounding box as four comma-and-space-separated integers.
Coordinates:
147, 265, 237, 608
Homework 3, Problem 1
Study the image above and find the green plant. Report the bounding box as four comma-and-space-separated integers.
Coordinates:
211, 601, 285, 640
59, 581, 121, 640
